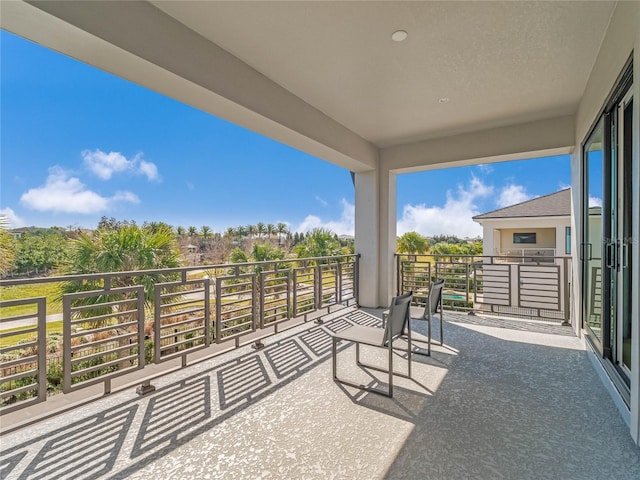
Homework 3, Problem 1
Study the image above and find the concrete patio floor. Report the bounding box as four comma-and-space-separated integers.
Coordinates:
1, 307, 639, 479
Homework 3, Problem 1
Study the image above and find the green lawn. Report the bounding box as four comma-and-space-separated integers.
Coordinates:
0, 282, 63, 319
0, 320, 63, 348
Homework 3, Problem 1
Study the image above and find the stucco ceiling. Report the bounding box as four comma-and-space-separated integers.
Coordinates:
152, 1, 616, 147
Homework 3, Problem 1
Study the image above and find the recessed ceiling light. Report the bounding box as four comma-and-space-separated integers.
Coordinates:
391, 30, 408, 42
438, 97, 450, 103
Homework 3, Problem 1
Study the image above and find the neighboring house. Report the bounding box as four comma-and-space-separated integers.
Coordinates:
9, 226, 40, 240
473, 189, 572, 261
472, 189, 574, 324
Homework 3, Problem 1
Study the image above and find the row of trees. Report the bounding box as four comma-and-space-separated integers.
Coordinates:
0, 214, 353, 277
94, 217, 344, 266
396, 231, 483, 255
0, 213, 481, 278
222, 222, 289, 241
97, 217, 291, 242
1, 227, 71, 276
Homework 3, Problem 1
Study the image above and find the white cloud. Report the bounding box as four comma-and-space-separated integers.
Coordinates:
496, 184, 531, 208
476, 164, 494, 174
397, 176, 493, 238
20, 167, 139, 214
139, 160, 160, 181
0, 207, 25, 228
589, 195, 602, 207
82, 150, 132, 179
112, 191, 140, 204
297, 198, 354, 235
82, 149, 160, 181
315, 196, 328, 207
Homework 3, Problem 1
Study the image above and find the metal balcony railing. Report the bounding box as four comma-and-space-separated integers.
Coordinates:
0, 254, 359, 414
495, 248, 557, 262
395, 253, 572, 323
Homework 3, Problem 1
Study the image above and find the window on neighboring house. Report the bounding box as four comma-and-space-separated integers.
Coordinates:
565, 226, 571, 254
513, 232, 536, 244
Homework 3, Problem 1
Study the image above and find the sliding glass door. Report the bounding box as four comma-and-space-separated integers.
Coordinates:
614, 91, 633, 378
583, 122, 604, 346
582, 61, 633, 390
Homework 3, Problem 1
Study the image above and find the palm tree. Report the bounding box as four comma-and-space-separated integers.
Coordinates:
199, 226, 212, 254
256, 222, 266, 238
200, 226, 212, 240
266, 223, 275, 239
224, 227, 236, 239
294, 228, 341, 261
247, 224, 257, 239
397, 232, 429, 254
251, 242, 284, 262
276, 222, 288, 246
145, 221, 172, 233
237, 225, 248, 238
176, 226, 186, 237
188, 226, 198, 238
61, 224, 182, 371
228, 242, 285, 269
276, 222, 288, 236
229, 247, 248, 264
62, 224, 182, 316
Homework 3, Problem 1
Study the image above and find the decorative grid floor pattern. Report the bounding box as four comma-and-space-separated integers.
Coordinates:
1, 308, 639, 479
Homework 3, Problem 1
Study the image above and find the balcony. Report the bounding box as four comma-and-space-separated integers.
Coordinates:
2, 255, 639, 477
2, 0, 639, 448
2, 307, 639, 478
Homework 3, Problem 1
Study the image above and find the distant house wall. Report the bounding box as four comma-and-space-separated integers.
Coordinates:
499, 227, 556, 251
478, 217, 571, 257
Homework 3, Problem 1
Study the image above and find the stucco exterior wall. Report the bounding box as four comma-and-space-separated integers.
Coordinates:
499, 228, 556, 251
478, 217, 571, 257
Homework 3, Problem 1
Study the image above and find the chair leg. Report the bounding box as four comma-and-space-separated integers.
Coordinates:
333, 338, 394, 397
407, 320, 430, 357
356, 342, 360, 365
439, 309, 444, 345
407, 325, 412, 378
427, 316, 432, 356
388, 339, 393, 397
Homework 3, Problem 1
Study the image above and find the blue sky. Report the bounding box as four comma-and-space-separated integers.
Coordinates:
1, 31, 570, 238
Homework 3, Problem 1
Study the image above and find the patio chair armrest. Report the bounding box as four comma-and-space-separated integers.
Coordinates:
382, 309, 390, 327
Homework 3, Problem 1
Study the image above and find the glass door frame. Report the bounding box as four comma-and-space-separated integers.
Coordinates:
581, 118, 604, 352
614, 88, 633, 380
581, 56, 633, 393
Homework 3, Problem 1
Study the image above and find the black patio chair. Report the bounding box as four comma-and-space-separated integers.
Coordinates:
332, 292, 413, 397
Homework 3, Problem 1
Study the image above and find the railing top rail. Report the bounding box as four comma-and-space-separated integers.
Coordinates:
394, 253, 571, 260
0, 254, 359, 287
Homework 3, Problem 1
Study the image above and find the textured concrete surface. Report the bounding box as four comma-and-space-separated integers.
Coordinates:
1, 308, 639, 479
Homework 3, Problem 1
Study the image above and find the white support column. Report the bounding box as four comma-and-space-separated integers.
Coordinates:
379, 169, 397, 307
354, 167, 396, 308
355, 170, 379, 307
